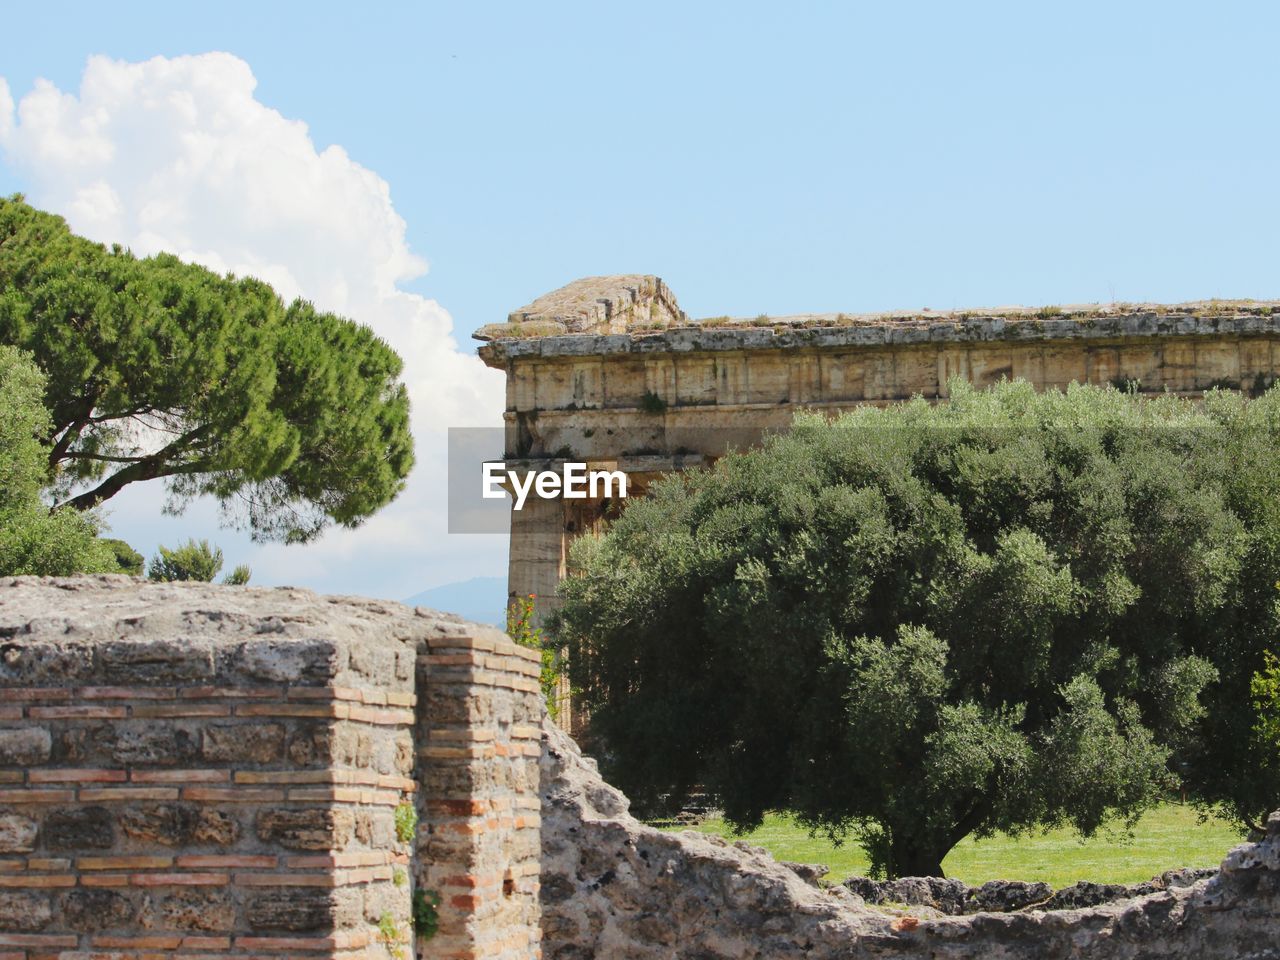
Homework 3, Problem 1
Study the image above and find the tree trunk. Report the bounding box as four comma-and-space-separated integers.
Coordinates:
888, 838, 948, 879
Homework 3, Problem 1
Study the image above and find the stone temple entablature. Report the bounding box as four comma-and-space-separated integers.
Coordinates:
476, 275, 1280, 723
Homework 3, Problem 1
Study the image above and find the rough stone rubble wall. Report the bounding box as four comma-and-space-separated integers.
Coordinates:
0, 577, 541, 960
540, 717, 1280, 960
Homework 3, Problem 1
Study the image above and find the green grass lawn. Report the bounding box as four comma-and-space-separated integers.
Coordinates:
660, 803, 1245, 888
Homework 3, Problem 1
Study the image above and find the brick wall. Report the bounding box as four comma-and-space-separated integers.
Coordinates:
0, 577, 541, 960
417, 619, 542, 960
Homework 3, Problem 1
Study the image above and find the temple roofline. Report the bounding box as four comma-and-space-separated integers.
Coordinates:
478, 306, 1280, 369
475, 276, 1280, 369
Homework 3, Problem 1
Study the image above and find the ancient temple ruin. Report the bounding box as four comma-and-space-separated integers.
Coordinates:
475, 275, 1280, 686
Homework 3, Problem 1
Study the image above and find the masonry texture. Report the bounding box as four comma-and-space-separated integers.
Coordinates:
540, 716, 1280, 959
476, 276, 1280, 730
0, 576, 541, 960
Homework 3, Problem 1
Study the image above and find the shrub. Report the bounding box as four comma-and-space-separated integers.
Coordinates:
552, 379, 1280, 875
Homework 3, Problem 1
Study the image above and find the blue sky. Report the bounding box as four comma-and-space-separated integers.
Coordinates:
2, 1, 1279, 601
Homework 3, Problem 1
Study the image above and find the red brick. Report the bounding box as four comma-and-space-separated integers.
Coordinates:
433, 799, 486, 817
0, 875, 75, 888
92, 935, 182, 949
438, 873, 501, 890
131, 704, 231, 718
181, 936, 232, 950
0, 688, 72, 701
337, 868, 374, 885
79, 787, 178, 802
233, 770, 340, 785
347, 706, 414, 725
234, 703, 346, 719
130, 872, 228, 887
377, 774, 415, 791
181, 787, 284, 803
26, 858, 71, 871
80, 686, 177, 700
131, 769, 228, 784
285, 787, 359, 803
0, 934, 78, 947
176, 855, 276, 869
286, 851, 390, 869
233, 873, 335, 887
285, 686, 362, 702
80, 874, 130, 887
80, 855, 174, 870
180, 685, 281, 699
28, 705, 126, 720
235, 936, 343, 950
29, 768, 127, 784
0, 789, 74, 804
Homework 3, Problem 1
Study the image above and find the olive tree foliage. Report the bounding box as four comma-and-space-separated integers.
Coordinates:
100, 538, 145, 576
552, 380, 1280, 877
0, 345, 115, 576
0, 197, 414, 543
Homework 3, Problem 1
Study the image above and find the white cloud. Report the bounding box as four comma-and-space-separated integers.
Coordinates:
0, 79, 12, 142
0, 53, 508, 600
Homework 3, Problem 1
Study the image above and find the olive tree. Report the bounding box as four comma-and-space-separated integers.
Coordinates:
552, 380, 1279, 877
0, 345, 115, 576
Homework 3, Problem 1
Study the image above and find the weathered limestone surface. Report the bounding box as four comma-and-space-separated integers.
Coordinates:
0, 576, 542, 960
541, 717, 1280, 959
476, 275, 687, 340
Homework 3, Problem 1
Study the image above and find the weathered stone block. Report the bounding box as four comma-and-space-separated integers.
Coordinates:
111, 724, 200, 765
119, 804, 239, 847
62, 888, 135, 930
139, 889, 236, 931
0, 639, 96, 683
0, 812, 38, 852
100, 638, 216, 682
202, 723, 284, 763
236, 638, 342, 682
0, 892, 52, 930
286, 724, 332, 767
0, 725, 52, 764
44, 805, 114, 849
246, 890, 335, 931
256, 807, 354, 850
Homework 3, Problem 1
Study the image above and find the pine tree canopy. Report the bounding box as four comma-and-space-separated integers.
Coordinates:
0, 197, 414, 543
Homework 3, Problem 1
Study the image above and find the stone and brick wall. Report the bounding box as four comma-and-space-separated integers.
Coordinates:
540, 717, 1280, 959
0, 577, 541, 960
4, 575, 1273, 960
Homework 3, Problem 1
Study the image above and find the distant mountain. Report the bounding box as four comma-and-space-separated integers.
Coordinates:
403, 576, 507, 628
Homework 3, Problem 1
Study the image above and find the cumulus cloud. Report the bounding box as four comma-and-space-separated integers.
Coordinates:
0, 79, 12, 142
0, 53, 507, 598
